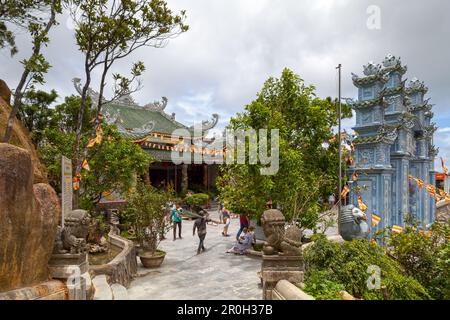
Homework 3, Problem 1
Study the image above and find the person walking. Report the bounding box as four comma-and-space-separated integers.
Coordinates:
328, 194, 335, 207
171, 203, 183, 240
218, 202, 224, 224
236, 214, 249, 240
193, 212, 219, 254
222, 207, 231, 237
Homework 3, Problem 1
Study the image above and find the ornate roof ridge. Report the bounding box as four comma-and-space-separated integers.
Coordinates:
405, 77, 428, 94
351, 71, 388, 87
381, 54, 407, 75
350, 95, 384, 109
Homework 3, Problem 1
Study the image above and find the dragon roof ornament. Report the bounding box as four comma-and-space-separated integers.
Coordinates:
189, 113, 219, 132
406, 77, 428, 94
363, 61, 381, 76
144, 97, 168, 112
429, 145, 439, 157
382, 54, 407, 74
382, 54, 401, 68
72, 77, 104, 107
115, 93, 138, 106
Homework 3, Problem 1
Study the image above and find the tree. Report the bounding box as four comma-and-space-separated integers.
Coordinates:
120, 183, 172, 255
37, 95, 151, 209
217, 68, 352, 229
16, 89, 58, 146
0, 0, 49, 56
68, 0, 188, 206
2, 0, 62, 143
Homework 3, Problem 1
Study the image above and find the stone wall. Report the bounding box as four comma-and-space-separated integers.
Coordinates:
0, 280, 67, 300
0, 143, 60, 292
89, 233, 137, 288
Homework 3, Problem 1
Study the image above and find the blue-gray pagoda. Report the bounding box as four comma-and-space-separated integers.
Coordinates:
348, 54, 437, 231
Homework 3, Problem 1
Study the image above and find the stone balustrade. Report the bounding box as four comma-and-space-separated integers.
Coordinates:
272, 280, 314, 300
89, 232, 137, 288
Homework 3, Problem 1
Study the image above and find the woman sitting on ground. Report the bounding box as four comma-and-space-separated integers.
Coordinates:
226, 226, 255, 254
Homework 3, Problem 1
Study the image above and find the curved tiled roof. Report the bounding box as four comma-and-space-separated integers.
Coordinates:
104, 103, 191, 136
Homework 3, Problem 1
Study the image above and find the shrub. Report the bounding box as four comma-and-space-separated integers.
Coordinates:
389, 222, 450, 299
303, 269, 345, 300
185, 193, 209, 206
303, 235, 430, 300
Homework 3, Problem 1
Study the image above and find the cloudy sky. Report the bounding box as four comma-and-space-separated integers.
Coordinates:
1, 0, 450, 167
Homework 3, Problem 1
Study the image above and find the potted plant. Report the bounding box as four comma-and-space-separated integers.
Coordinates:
122, 183, 171, 268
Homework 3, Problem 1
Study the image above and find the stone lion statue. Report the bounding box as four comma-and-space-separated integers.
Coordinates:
339, 205, 369, 241
261, 209, 302, 256
53, 209, 91, 254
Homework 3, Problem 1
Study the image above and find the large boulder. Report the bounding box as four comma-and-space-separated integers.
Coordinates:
0, 80, 47, 183
0, 143, 60, 292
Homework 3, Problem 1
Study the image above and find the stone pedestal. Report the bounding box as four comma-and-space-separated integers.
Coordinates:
48, 253, 91, 300
261, 255, 304, 300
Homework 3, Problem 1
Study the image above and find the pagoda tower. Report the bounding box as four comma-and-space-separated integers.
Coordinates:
348, 54, 437, 231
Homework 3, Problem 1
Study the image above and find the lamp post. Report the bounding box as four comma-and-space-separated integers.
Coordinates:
337, 64, 342, 223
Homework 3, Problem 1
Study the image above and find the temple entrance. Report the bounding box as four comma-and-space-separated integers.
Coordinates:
149, 163, 218, 194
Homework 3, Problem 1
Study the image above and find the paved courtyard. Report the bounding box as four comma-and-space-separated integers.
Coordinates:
127, 210, 263, 300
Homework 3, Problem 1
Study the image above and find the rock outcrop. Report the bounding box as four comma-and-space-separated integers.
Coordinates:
0, 80, 47, 183
0, 143, 60, 292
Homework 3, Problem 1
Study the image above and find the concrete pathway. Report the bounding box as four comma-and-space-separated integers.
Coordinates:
127, 210, 262, 300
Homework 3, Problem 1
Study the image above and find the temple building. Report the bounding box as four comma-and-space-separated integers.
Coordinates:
348, 54, 437, 231
73, 78, 221, 194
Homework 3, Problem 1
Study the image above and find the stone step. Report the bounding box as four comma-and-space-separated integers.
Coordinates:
111, 284, 129, 300
92, 275, 113, 300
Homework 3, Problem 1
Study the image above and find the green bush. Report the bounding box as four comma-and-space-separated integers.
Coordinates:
303, 269, 345, 300
389, 222, 450, 300
185, 193, 209, 206
303, 235, 430, 300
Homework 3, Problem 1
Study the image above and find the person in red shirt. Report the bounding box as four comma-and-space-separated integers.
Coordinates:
236, 214, 249, 240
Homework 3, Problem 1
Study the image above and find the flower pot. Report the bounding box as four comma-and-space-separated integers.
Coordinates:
138, 250, 166, 268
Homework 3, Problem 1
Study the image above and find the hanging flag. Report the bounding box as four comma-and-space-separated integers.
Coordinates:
341, 185, 350, 199
87, 138, 96, 148
73, 174, 81, 191
358, 195, 368, 212
414, 178, 424, 189
426, 184, 436, 196
441, 157, 449, 176
371, 213, 381, 227
329, 135, 336, 143
419, 229, 433, 237
437, 189, 448, 202
82, 159, 90, 171
94, 126, 103, 144
391, 225, 403, 235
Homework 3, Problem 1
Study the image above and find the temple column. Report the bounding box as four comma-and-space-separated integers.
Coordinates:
203, 164, 208, 190
181, 164, 188, 194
